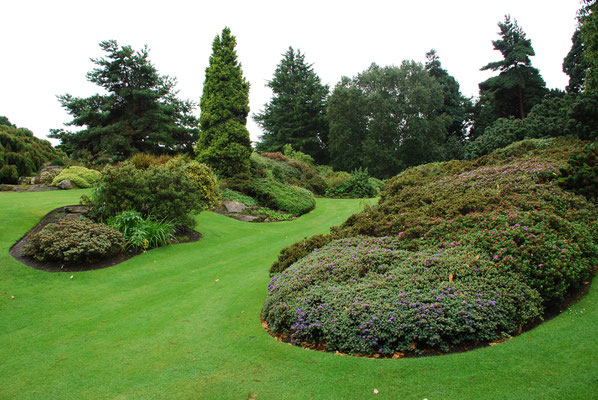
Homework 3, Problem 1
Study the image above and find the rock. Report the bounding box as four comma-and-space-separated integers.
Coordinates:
18, 176, 32, 185
223, 201, 247, 213
26, 185, 58, 192
57, 180, 76, 190
64, 205, 89, 214
236, 215, 261, 222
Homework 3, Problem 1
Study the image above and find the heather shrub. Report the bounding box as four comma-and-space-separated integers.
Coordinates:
52, 166, 101, 188
247, 178, 315, 216
262, 238, 542, 355
83, 161, 203, 229
23, 218, 123, 263
558, 143, 598, 203
107, 210, 174, 250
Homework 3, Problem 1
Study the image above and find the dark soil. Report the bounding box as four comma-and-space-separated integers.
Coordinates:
10, 205, 201, 273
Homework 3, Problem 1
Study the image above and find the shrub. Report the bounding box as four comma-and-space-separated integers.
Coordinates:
52, 166, 101, 188
129, 153, 172, 169
558, 143, 598, 203
107, 210, 175, 250
221, 188, 258, 206
0, 165, 18, 184
23, 218, 123, 263
254, 207, 295, 221
326, 168, 377, 198
247, 178, 315, 216
262, 238, 542, 355
283, 144, 315, 166
39, 168, 62, 184
167, 159, 221, 210
83, 161, 203, 229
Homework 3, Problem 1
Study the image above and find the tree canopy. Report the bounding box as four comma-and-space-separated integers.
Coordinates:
50, 40, 199, 162
195, 27, 252, 178
478, 16, 547, 121
254, 47, 329, 163
328, 62, 449, 178
564, 28, 588, 93
580, 0, 598, 92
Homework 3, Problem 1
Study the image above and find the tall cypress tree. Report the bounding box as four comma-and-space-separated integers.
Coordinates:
195, 27, 251, 177
479, 16, 547, 120
254, 47, 329, 163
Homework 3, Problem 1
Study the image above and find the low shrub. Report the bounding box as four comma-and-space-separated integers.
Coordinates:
23, 218, 123, 263
283, 144, 315, 166
558, 143, 597, 203
255, 207, 294, 221
262, 238, 542, 355
83, 161, 204, 229
39, 168, 62, 184
107, 210, 174, 250
52, 166, 101, 188
248, 178, 315, 216
221, 188, 259, 206
168, 159, 221, 210
129, 153, 173, 170
326, 168, 377, 198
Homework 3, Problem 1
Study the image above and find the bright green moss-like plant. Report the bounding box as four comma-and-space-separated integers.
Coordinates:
248, 178, 315, 216
52, 166, 101, 188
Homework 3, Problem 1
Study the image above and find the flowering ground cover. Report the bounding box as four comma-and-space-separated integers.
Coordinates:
264, 137, 598, 356
1, 163, 597, 398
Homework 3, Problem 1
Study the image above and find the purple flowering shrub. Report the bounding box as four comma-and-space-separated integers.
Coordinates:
265, 138, 597, 354
262, 237, 541, 355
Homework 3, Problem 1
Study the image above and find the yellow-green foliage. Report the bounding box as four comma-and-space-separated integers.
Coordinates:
52, 166, 101, 188
185, 161, 221, 210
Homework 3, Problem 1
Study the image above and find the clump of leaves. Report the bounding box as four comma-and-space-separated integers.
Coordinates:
107, 210, 174, 250
52, 166, 101, 188
23, 218, 123, 263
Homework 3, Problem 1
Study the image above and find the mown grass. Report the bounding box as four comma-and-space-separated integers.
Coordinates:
0, 190, 596, 399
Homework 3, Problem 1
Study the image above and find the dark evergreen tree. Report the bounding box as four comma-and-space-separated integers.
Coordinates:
425, 49, 473, 158
479, 16, 547, 120
195, 27, 252, 178
564, 29, 588, 93
328, 62, 449, 178
254, 47, 329, 163
580, 1, 598, 92
50, 40, 198, 161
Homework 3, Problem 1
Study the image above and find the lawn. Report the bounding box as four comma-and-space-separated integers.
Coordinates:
0, 190, 596, 399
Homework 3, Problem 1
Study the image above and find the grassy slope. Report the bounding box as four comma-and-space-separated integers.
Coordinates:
0, 190, 596, 400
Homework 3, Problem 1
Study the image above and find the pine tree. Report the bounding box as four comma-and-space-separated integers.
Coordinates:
254, 47, 329, 163
195, 27, 252, 178
51, 40, 199, 162
564, 29, 588, 93
479, 16, 547, 120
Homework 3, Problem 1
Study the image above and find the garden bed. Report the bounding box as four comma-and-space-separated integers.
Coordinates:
9, 205, 201, 272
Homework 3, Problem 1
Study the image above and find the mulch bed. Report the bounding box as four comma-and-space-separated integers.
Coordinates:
9, 205, 201, 272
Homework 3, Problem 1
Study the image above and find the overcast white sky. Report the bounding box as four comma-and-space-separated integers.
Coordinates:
0, 0, 582, 145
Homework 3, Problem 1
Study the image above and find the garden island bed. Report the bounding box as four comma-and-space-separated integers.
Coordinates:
10, 205, 201, 272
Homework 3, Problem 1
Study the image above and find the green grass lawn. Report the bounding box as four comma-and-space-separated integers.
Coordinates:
0, 190, 596, 399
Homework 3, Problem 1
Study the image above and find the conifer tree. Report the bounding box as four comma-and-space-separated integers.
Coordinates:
195, 27, 252, 177
479, 16, 547, 120
254, 47, 329, 163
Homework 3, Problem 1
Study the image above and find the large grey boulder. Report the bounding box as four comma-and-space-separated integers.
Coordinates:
57, 180, 76, 190
223, 201, 247, 213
